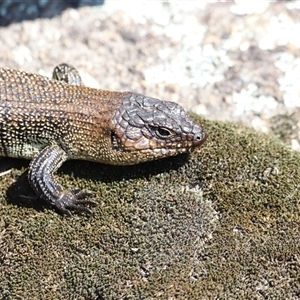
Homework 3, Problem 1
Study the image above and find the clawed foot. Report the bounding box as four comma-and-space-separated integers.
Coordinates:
54, 188, 98, 217
28, 145, 98, 216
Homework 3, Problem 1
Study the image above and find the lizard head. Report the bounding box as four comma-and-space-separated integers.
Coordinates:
109, 93, 206, 165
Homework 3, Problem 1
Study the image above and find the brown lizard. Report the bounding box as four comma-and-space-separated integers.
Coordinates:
0, 64, 206, 216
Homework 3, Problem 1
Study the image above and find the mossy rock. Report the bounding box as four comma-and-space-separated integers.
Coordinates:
0, 115, 299, 299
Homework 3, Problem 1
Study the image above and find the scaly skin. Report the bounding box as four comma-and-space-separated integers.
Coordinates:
0, 64, 206, 215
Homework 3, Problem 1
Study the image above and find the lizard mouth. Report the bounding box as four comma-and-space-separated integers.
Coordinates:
109, 129, 205, 165
111, 130, 203, 153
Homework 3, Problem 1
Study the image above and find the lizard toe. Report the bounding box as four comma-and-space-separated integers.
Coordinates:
54, 190, 97, 216
71, 188, 94, 199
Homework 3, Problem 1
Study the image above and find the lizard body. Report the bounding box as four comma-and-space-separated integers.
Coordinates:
0, 64, 206, 215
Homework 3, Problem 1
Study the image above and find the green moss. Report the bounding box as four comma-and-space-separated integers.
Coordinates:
0, 116, 299, 299
270, 112, 299, 145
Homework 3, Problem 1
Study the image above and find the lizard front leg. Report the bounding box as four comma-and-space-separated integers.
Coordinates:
28, 145, 97, 216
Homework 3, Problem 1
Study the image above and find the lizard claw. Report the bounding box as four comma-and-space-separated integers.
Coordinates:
71, 188, 94, 199
54, 189, 98, 217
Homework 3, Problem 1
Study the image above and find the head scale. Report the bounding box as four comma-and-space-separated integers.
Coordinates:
110, 93, 206, 164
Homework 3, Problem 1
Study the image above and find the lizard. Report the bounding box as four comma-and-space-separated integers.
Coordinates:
0, 63, 206, 216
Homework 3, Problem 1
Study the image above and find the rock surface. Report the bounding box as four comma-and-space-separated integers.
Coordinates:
0, 2, 300, 299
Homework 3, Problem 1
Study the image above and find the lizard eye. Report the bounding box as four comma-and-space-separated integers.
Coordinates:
155, 127, 173, 138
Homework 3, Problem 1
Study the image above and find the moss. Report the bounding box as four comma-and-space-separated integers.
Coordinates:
0, 116, 299, 299
270, 112, 299, 145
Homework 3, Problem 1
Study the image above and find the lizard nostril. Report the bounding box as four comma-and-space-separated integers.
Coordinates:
194, 130, 207, 145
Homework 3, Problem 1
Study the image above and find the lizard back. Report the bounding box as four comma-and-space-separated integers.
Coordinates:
0, 67, 124, 161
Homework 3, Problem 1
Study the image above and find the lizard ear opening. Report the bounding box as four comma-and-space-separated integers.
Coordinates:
111, 131, 121, 150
